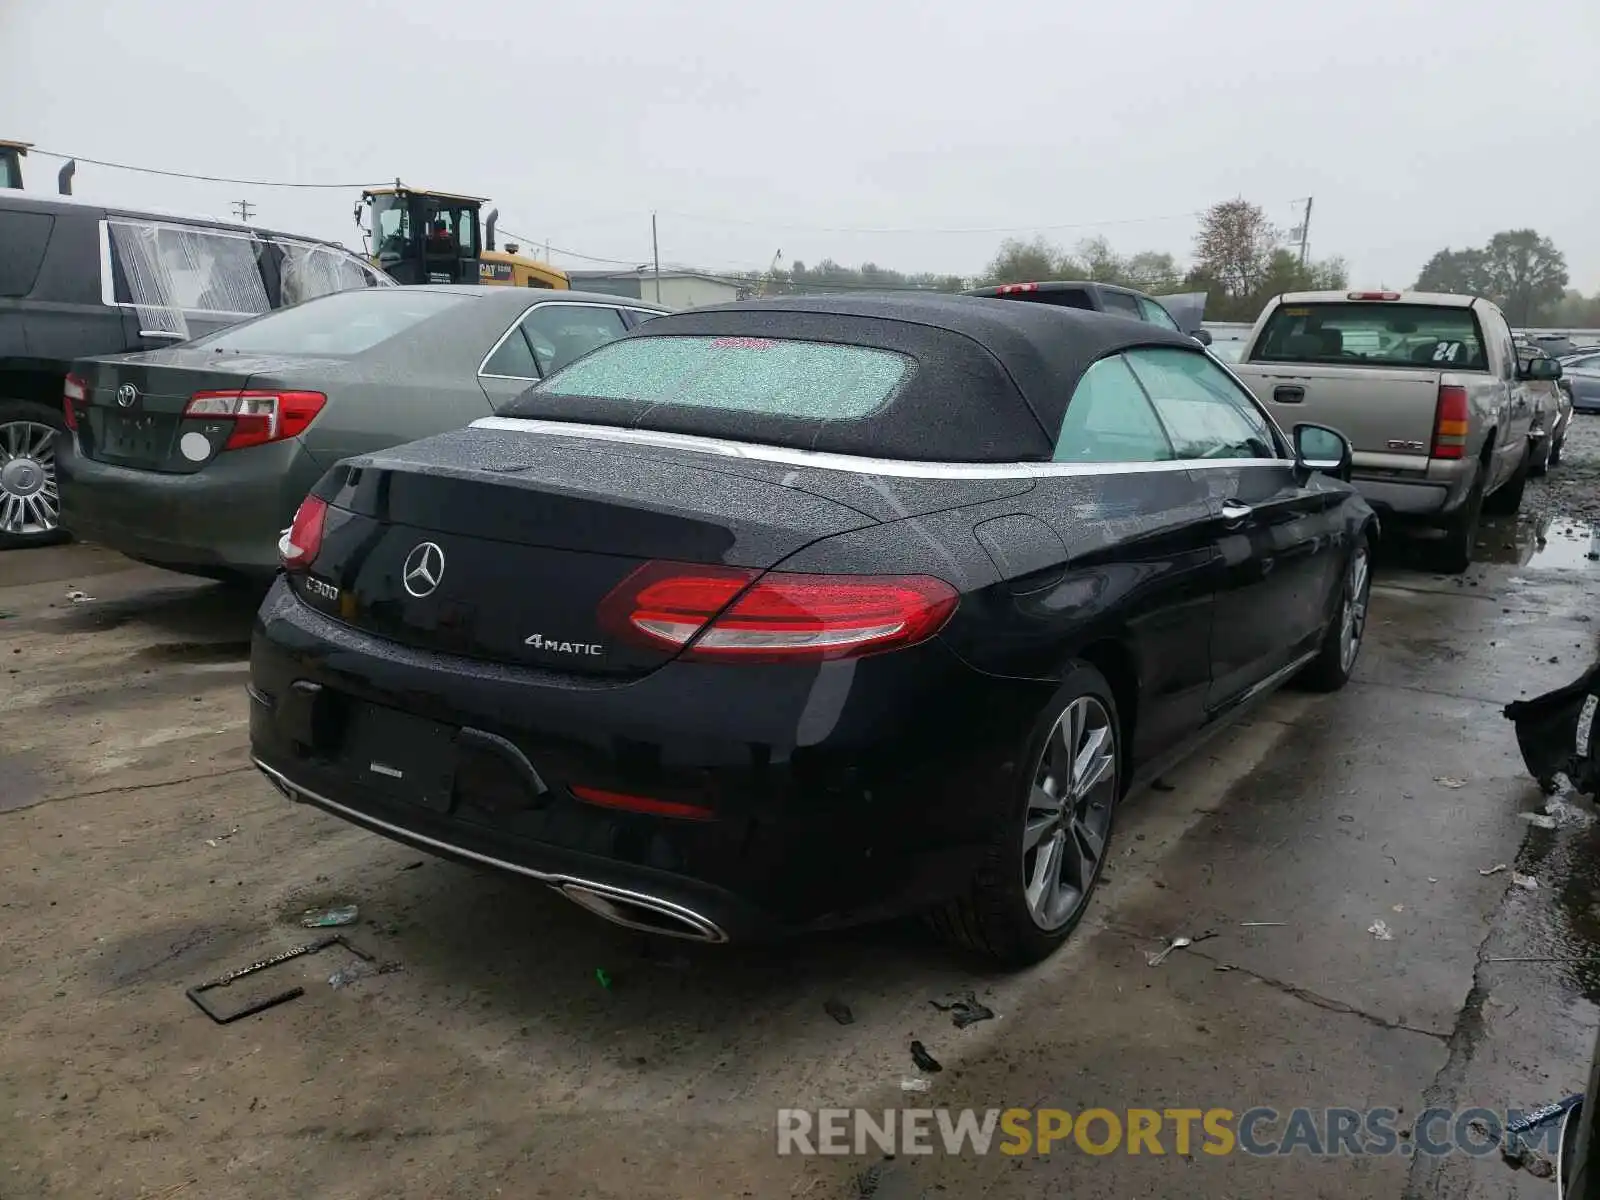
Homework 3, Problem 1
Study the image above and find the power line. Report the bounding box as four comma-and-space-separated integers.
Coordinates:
655, 206, 1215, 236
27, 147, 380, 189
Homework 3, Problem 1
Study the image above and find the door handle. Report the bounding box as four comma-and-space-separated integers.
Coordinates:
1273, 385, 1306, 404
1221, 501, 1253, 524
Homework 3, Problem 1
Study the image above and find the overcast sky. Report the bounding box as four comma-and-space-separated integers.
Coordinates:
5, 0, 1598, 291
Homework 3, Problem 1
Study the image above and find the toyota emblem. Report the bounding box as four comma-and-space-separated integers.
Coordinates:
402, 542, 446, 598
116, 383, 139, 408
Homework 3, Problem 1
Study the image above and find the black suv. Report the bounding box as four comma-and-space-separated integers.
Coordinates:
0, 191, 391, 549
964, 279, 1211, 344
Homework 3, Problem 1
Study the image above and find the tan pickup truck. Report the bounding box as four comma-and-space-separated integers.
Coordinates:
1229, 291, 1562, 572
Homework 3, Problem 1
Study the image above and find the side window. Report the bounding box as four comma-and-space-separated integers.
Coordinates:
1054, 355, 1175, 463
0, 210, 54, 297
1125, 346, 1279, 460
520, 304, 628, 375
481, 324, 540, 379
1136, 295, 1182, 331
1099, 290, 1143, 319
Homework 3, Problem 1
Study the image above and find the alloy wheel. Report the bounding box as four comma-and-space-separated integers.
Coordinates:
1023, 695, 1118, 931
1339, 546, 1370, 673
0, 420, 60, 537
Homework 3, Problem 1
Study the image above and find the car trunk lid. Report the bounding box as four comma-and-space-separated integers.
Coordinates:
293, 427, 885, 676
73, 348, 343, 474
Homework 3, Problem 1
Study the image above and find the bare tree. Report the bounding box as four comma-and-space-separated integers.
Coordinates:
1194, 199, 1279, 298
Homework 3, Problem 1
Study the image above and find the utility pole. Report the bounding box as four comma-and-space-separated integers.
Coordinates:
650, 212, 662, 304
231, 199, 255, 223
1297, 196, 1313, 268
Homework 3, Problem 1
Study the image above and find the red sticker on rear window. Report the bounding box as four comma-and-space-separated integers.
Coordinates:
710, 336, 777, 350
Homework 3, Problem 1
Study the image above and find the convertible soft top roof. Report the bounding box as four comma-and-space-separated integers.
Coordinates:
508, 292, 1203, 463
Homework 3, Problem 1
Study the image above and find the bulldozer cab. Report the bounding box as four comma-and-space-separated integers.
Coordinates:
362, 186, 483, 285
0, 140, 31, 190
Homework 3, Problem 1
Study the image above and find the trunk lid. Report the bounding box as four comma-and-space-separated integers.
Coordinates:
296, 427, 885, 675
74, 347, 344, 473
1237, 363, 1442, 462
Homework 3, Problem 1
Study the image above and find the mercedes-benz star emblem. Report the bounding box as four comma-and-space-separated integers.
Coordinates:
402, 542, 446, 598
116, 383, 139, 408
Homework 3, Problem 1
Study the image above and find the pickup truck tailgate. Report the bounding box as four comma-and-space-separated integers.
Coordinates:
1238, 364, 1440, 461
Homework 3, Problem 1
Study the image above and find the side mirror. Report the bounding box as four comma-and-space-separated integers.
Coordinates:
1522, 356, 1563, 381
1192, 328, 1213, 346
1294, 422, 1353, 482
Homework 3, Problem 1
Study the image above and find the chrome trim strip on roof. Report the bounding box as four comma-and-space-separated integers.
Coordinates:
465, 416, 1290, 479
475, 299, 646, 380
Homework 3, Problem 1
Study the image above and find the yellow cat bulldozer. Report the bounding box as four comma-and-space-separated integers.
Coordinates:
357, 185, 568, 289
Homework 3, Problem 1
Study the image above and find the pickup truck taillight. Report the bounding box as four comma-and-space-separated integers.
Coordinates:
62, 374, 87, 432
1432, 386, 1470, 459
185, 390, 326, 451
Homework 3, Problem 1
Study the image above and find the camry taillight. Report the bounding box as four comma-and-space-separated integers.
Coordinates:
186, 390, 326, 451
598, 562, 959, 663
1432, 385, 1470, 459
62, 374, 87, 431
279, 495, 328, 571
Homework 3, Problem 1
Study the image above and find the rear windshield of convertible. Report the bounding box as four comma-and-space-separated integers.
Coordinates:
530, 335, 913, 419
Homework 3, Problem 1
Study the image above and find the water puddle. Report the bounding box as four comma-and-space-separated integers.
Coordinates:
1475, 513, 1600, 570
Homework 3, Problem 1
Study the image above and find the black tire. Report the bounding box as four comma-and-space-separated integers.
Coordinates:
1433, 475, 1483, 574
1298, 531, 1372, 692
0, 398, 71, 550
1484, 443, 1531, 516
929, 663, 1121, 967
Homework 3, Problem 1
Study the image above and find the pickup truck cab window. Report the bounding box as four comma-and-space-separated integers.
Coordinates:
1126, 346, 1279, 460
1252, 302, 1488, 371
1137, 296, 1182, 331
1100, 289, 1143, 320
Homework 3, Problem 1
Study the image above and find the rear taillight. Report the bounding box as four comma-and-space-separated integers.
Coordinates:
1432, 385, 1470, 459
279, 495, 328, 571
1347, 291, 1401, 301
598, 562, 959, 663
62, 374, 87, 432
569, 785, 714, 821
186, 390, 326, 451
996, 282, 1040, 295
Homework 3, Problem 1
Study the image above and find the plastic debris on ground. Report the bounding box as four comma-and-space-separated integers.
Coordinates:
300, 904, 359, 929
909, 1041, 943, 1073
929, 990, 995, 1029
594, 968, 613, 990
1369, 920, 1395, 941
1239, 921, 1286, 927
899, 1078, 930, 1093
1519, 812, 1560, 830
1480, 863, 1509, 876
1434, 776, 1467, 789
328, 961, 403, 989
823, 998, 855, 1026
65, 589, 94, 603
1512, 872, 1540, 890
204, 826, 241, 848
1147, 930, 1216, 966
1504, 657, 1599, 796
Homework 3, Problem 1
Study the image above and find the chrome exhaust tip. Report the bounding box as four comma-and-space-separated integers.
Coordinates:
559, 883, 727, 943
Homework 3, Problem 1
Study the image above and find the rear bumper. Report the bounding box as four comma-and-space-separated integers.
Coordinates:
248, 578, 1051, 938
1351, 460, 1477, 522
55, 434, 322, 577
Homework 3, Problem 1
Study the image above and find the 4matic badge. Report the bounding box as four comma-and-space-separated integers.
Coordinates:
524, 632, 604, 657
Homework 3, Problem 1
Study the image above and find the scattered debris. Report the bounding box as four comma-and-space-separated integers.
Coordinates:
1480, 864, 1509, 876
300, 904, 359, 928
1146, 930, 1216, 966
1486, 955, 1568, 964
899, 1078, 930, 1093
930, 990, 996, 1029
1368, 920, 1395, 941
1511, 872, 1539, 891
1434, 776, 1467, 789
1239, 921, 1286, 928
328, 961, 402, 989
1391, 904, 1405, 913
909, 1041, 943, 1073
1214, 964, 1235, 972
594, 968, 614, 990
823, 998, 855, 1026
1505, 1094, 1583, 1136
1519, 812, 1559, 830
65, 589, 94, 603
1504, 660, 1600, 796
1428, 877, 1439, 883
204, 826, 241, 848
